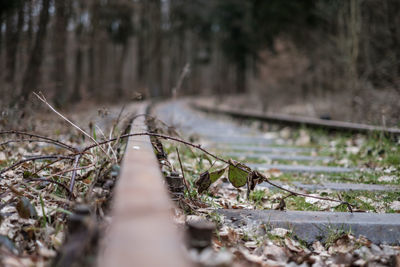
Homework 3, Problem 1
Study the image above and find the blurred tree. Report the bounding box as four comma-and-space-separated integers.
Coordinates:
52, 0, 71, 107
70, 0, 86, 103
20, 0, 51, 104
100, 1, 133, 98
5, 1, 24, 86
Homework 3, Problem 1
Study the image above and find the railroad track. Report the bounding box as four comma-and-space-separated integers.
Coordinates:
192, 99, 400, 136
101, 99, 400, 266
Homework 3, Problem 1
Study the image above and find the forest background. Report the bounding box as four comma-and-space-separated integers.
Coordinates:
0, 0, 399, 126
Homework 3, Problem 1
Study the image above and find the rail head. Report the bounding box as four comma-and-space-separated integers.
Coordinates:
98, 103, 190, 267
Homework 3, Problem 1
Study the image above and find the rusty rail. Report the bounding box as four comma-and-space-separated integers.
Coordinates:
193, 101, 400, 136
99, 103, 189, 267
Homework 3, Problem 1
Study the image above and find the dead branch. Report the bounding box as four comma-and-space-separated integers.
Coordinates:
69, 155, 82, 200
260, 175, 353, 212
83, 132, 230, 164
41, 163, 95, 180
34, 92, 110, 159
0, 130, 76, 152
25, 177, 75, 198
0, 155, 75, 176
82, 132, 353, 211
176, 147, 193, 202
32, 158, 68, 176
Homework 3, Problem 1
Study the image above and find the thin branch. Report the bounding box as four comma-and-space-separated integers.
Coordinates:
176, 147, 193, 202
83, 132, 229, 164
82, 132, 353, 211
34, 92, 110, 158
42, 163, 95, 179
0, 130, 76, 151
69, 155, 82, 200
0, 155, 75, 176
25, 177, 74, 198
87, 160, 109, 201
95, 124, 117, 162
32, 158, 66, 176
260, 174, 353, 212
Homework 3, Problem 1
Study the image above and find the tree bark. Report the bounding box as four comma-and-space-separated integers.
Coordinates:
5, 5, 23, 86
87, 0, 99, 95
52, 0, 69, 107
71, 44, 83, 102
114, 43, 129, 98
26, 0, 33, 53
20, 0, 51, 104
235, 62, 247, 93
148, 0, 163, 97
70, 21, 83, 103
136, 0, 148, 90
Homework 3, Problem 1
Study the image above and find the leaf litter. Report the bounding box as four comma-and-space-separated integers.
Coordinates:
0, 100, 135, 266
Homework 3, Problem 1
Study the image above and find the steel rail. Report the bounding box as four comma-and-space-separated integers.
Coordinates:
98, 103, 190, 267
193, 102, 400, 136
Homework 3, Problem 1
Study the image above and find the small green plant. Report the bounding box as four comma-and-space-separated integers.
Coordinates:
249, 189, 266, 205
323, 226, 353, 248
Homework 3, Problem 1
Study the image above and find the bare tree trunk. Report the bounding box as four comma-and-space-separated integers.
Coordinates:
70, 23, 83, 103
87, 0, 99, 95
26, 0, 33, 53
387, 0, 400, 78
0, 16, 3, 53
148, 0, 163, 97
20, 0, 51, 104
114, 43, 129, 98
52, 0, 69, 107
71, 45, 83, 102
235, 61, 247, 93
5, 5, 23, 86
136, 3, 146, 89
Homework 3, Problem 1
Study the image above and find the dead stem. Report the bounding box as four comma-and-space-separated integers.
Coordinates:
41, 163, 95, 179
32, 158, 68, 176
83, 132, 354, 211
25, 177, 74, 198
34, 92, 111, 160
0, 155, 75, 176
176, 147, 194, 202
68, 155, 82, 200
0, 130, 76, 152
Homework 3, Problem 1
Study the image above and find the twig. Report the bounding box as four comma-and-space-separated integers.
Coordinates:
25, 177, 75, 199
0, 130, 76, 152
87, 160, 109, 201
260, 174, 353, 212
42, 163, 95, 179
82, 132, 354, 211
172, 63, 190, 98
33, 92, 110, 159
176, 147, 193, 202
20, 181, 72, 204
95, 124, 118, 162
83, 132, 229, 164
69, 155, 82, 200
0, 155, 75, 176
32, 158, 67, 176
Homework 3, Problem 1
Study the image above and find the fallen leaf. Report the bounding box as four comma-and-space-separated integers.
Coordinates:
16, 197, 37, 219
195, 171, 211, 193
228, 160, 251, 188
247, 171, 263, 191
